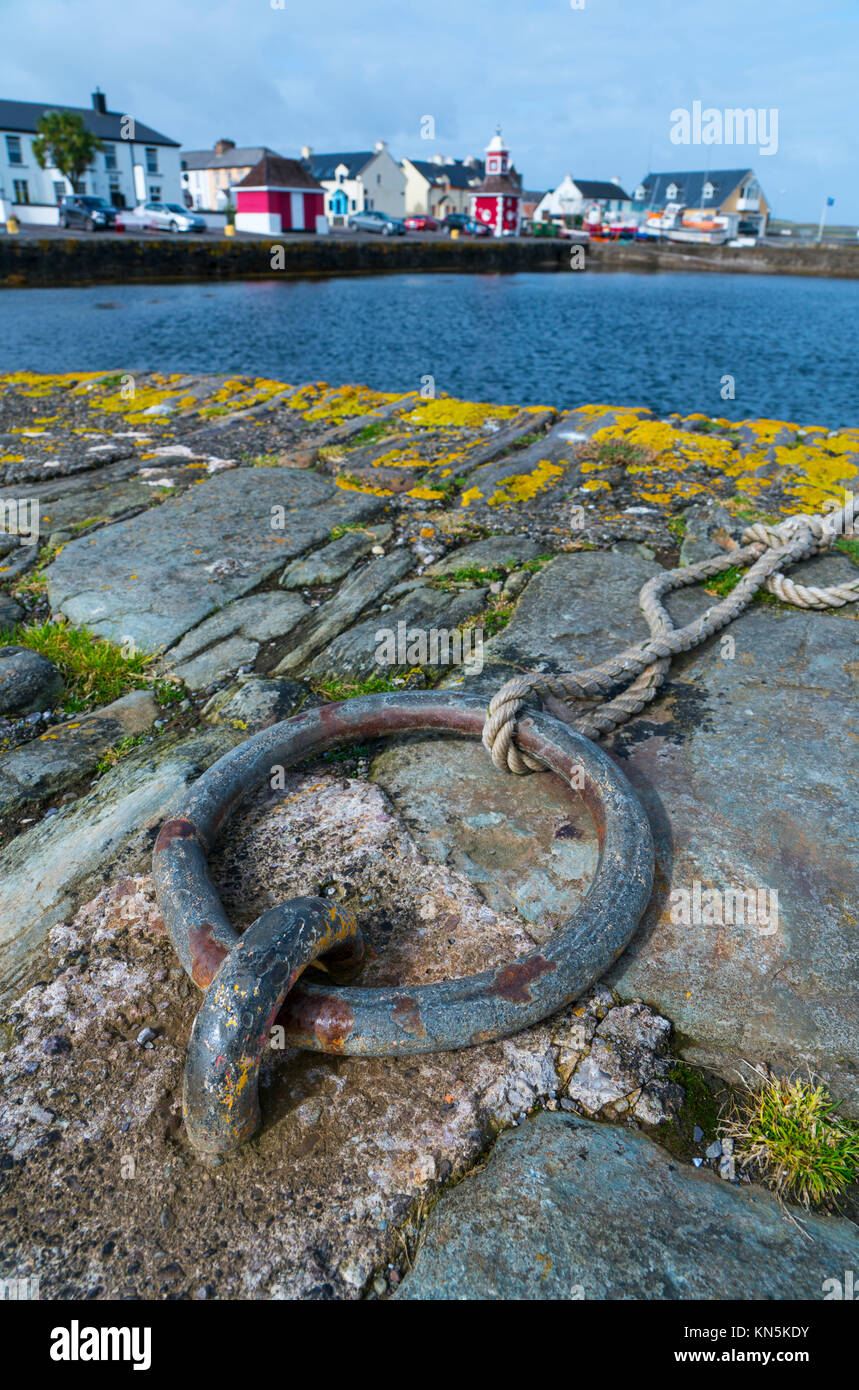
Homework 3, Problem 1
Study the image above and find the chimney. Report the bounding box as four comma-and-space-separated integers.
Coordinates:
214, 139, 235, 157
374, 139, 387, 152
301, 145, 313, 160
91, 88, 107, 114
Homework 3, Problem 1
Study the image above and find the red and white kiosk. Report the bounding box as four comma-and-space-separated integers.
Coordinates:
470, 128, 522, 237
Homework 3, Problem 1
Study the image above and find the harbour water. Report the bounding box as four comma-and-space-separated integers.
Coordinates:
2, 268, 857, 426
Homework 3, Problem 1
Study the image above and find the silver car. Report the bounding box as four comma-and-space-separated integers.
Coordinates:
346, 209, 406, 235
142, 202, 206, 233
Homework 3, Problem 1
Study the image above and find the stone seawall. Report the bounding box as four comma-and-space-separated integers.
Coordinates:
1, 231, 858, 287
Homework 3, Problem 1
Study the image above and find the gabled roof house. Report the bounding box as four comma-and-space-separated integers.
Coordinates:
301, 142, 406, 221
632, 169, 769, 231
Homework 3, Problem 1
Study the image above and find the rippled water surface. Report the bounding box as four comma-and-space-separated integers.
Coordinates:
2, 269, 857, 426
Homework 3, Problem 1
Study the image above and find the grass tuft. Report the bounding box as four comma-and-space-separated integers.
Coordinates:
312, 672, 402, 701
835, 536, 859, 567
722, 1067, 859, 1208
0, 618, 152, 708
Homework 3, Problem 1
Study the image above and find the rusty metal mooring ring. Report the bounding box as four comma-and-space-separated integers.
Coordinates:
153, 691, 654, 1156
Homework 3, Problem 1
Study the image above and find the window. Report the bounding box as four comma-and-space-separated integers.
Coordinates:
149, 185, 161, 201
12, 179, 30, 203
666, 182, 679, 200
376, 173, 381, 184
702, 181, 715, 201
634, 184, 646, 201
6, 135, 23, 165
104, 144, 117, 170
145, 147, 158, 174
53, 180, 66, 203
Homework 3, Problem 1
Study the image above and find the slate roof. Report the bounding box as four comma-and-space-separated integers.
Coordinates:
405, 158, 486, 189
303, 151, 377, 181
181, 146, 276, 171
572, 179, 632, 201
0, 97, 179, 147
634, 169, 753, 206
235, 154, 323, 191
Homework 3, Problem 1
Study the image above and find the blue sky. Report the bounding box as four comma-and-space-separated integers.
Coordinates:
3, 0, 856, 222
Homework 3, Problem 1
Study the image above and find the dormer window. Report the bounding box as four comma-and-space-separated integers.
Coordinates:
666, 182, 679, 200
635, 184, 646, 201
702, 181, 715, 201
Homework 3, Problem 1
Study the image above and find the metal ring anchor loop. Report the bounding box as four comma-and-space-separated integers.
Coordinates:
153, 691, 654, 1156
182, 898, 364, 1156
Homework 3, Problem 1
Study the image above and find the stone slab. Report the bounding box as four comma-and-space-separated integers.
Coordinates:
44, 467, 383, 652
397, 1113, 859, 1300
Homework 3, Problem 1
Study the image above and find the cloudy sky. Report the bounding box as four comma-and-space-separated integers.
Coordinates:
3, 0, 855, 222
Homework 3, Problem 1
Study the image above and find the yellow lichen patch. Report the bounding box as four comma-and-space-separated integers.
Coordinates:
196, 376, 287, 417
334, 476, 394, 497
582, 478, 611, 492
0, 370, 105, 396
302, 384, 403, 421
460, 486, 483, 507
282, 382, 331, 412
737, 418, 799, 443
636, 490, 674, 504
368, 448, 428, 470
407, 485, 446, 501
488, 459, 566, 507
403, 397, 519, 429
820, 430, 859, 456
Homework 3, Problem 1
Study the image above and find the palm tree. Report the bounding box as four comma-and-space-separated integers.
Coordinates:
33, 110, 103, 195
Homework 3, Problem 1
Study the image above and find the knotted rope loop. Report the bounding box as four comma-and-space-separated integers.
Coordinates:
484, 501, 859, 774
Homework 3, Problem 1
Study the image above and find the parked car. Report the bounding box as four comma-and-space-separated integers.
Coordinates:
440, 212, 470, 231
58, 195, 117, 231
141, 202, 206, 233
346, 209, 406, 235
453, 217, 491, 238
404, 214, 439, 232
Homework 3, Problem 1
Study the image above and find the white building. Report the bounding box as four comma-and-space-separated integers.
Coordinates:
301, 142, 406, 223
0, 89, 181, 223
534, 174, 632, 227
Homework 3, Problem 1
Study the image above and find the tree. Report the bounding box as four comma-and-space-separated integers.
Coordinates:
32, 110, 103, 193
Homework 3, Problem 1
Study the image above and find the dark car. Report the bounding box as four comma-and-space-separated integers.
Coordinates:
442, 212, 491, 237
457, 217, 492, 238
346, 209, 406, 235
58, 195, 117, 231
